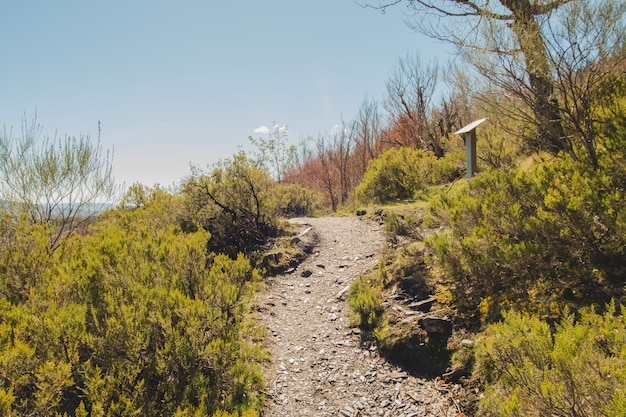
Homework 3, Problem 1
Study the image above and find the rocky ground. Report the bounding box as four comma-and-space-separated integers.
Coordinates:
258, 216, 469, 417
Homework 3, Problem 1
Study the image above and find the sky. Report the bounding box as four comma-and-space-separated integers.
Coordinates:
0, 1, 449, 188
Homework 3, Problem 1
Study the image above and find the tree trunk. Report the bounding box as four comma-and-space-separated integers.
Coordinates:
505, 0, 569, 155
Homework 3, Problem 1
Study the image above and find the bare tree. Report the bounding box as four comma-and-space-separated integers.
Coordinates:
312, 135, 341, 212
328, 122, 356, 206
383, 53, 472, 157
370, 0, 589, 157
384, 54, 445, 155
0, 115, 119, 252
352, 97, 385, 176
280, 96, 408, 212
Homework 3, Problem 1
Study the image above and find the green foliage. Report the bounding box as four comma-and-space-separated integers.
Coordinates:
474, 303, 626, 417
0, 115, 119, 253
0, 213, 52, 303
356, 147, 464, 205
0, 187, 267, 416
476, 120, 524, 170
386, 241, 429, 287
183, 153, 279, 257
270, 182, 320, 218
423, 74, 626, 320
427, 137, 626, 318
348, 264, 386, 332
182, 153, 324, 258
348, 279, 384, 331
431, 150, 465, 183
383, 212, 423, 247
383, 213, 402, 247
0, 387, 14, 416
356, 147, 436, 204
248, 124, 296, 183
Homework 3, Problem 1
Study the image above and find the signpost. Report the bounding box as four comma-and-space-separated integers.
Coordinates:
455, 118, 487, 179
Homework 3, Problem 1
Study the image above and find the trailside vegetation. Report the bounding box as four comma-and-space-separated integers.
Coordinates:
1, 1, 625, 415
346, 74, 626, 414
0, 138, 320, 416
0, 115, 119, 254
0, 185, 267, 416
341, 3, 626, 415
356, 147, 463, 204
427, 76, 626, 321
474, 303, 626, 416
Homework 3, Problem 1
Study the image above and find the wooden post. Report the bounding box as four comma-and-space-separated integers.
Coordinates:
455, 118, 487, 179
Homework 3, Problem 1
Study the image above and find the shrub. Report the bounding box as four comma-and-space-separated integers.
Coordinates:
431, 150, 465, 183
270, 183, 321, 217
425, 76, 626, 320
348, 263, 386, 331
474, 303, 626, 417
383, 212, 423, 247
426, 147, 626, 319
0, 213, 51, 303
356, 147, 465, 205
182, 153, 279, 257
356, 147, 438, 204
0, 187, 267, 416
348, 277, 384, 331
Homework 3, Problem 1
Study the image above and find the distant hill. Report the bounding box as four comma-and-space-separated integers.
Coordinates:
1, 200, 115, 219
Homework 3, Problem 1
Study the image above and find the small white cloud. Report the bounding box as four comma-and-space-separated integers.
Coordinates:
330, 124, 341, 134
254, 126, 270, 134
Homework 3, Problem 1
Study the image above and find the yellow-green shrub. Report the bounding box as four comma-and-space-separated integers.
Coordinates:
356, 147, 464, 205
474, 303, 626, 416
270, 182, 321, 217
0, 187, 267, 416
182, 153, 279, 257
0, 213, 51, 304
348, 263, 386, 331
427, 143, 626, 319
348, 277, 384, 331
356, 147, 437, 204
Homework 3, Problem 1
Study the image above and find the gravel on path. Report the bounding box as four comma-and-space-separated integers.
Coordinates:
259, 216, 466, 417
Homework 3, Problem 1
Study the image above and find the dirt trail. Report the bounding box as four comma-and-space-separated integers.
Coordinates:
260, 216, 464, 417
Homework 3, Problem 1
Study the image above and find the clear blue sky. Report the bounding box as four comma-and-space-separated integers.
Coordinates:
0, 1, 448, 187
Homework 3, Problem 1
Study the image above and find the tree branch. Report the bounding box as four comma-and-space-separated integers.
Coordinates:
367, 0, 513, 20
532, 0, 574, 16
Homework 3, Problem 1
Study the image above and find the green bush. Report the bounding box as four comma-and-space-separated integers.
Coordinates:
356, 147, 464, 205
474, 303, 626, 417
431, 150, 465, 183
0, 213, 52, 304
383, 212, 423, 247
348, 277, 384, 331
182, 153, 279, 257
424, 75, 626, 320
0, 187, 267, 416
270, 182, 321, 217
348, 263, 386, 331
426, 144, 626, 319
356, 147, 438, 204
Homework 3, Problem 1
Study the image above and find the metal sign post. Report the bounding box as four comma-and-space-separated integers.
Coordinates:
455, 118, 487, 179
